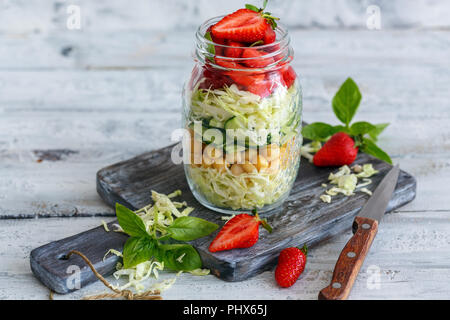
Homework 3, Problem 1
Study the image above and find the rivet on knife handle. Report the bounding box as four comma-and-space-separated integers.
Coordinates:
318, 216, 378, 300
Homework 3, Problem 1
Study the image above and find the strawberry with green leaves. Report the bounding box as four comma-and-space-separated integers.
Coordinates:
211, 1, 279, 43
209, 212, 272, 252
302, 78, 392, 165
275, 245, 308, 288
313, 132, 358, 166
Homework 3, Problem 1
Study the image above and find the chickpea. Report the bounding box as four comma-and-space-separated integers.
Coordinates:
230, 164, 244, 176
190, 153, 202, 167
225, 151, 243, 164
255, 155, 269, 172
213, 161, 229, 172
204, 145, 223, 159
202, 153, 215, 166
261, 144, 280, 161
244, 149, 258, 164
242, 163, 257, 174
265, 158, 280, 174
190, 136, 203, 155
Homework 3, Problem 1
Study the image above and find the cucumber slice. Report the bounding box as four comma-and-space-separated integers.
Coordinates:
224, 116, 246, 130
208, 118, 224, 129
188, 122, 221, 145
224, 116, 267, 148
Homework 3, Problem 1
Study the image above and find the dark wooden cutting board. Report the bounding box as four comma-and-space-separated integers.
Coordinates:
30, 143, 416, 294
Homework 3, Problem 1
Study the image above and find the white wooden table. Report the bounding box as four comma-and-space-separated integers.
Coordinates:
1, 1, 450, 300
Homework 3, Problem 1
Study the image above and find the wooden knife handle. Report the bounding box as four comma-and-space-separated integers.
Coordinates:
318, 216, 378, 300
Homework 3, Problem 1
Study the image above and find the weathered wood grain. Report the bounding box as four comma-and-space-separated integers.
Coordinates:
29, 141, 415, 294
5, 209, 450, 300
0, 2, 449, 299
1, 0, 450, 35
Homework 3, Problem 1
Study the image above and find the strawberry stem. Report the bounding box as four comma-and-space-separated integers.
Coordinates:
297, 244, 308, 256
254, 212, 273, 233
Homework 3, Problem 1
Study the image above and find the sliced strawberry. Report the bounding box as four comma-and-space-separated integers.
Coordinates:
200, 67, 233, 90
224, 41, 245, 58
206, 26, 226, 57
266, 70, 286, 88
263, 26, 276, 44
209, 213, 272, 252
313, 132, 359, 167
281, 66, 296, 88
211, 9, 269, 43
241, 48, 274, 68
247, 80, 273, 97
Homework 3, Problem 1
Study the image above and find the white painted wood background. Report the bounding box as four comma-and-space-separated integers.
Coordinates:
0, 0, 449, 300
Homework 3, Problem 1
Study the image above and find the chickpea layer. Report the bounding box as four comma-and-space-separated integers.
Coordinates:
188, 138, 293, 176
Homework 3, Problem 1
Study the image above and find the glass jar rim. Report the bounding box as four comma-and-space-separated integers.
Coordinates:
194, 15, 292, 71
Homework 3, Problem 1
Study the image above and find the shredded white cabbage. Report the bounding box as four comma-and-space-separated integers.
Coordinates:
190, 83, 299, 131
300, 141, 322, 163
320, 195, 332, 203
101, 220, 110, 232
320, 164, 379, 203
103, 190, 207, 295
188, 159, 299, 210
360, 188, 373, 196
133, 190, 194, 235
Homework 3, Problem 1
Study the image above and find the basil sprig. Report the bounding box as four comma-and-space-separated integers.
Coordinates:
302, 78, 392, 164
116, 203, 218, 270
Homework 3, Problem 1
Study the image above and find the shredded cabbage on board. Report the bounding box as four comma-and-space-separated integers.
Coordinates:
320, 164, 379, 203
104, 190, 209, 294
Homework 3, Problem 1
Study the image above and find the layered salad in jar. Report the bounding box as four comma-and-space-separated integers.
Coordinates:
183, 3, 302, 213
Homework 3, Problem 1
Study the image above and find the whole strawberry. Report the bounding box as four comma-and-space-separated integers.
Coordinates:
209, 213, 272, 253
275, 245, 307, 288
313, 132, 358, 166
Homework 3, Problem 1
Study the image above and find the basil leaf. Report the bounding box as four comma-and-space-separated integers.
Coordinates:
361, 138, 392, 164
123, 236, 157, 269
245, 4, 260, 12
116, 203, 148, 237
350, 121, 376, 136
157, 244, 202, 271
204, 32, 215, 62
368, 123, 389, 141
332, 78, 362, 126
333, 125, 351, 135
302, 122, 336, 141
167, 216, 218, 241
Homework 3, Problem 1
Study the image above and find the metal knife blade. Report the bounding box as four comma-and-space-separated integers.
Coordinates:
357, 164, 400, 223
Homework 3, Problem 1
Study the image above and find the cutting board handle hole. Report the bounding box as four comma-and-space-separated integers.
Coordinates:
57, 254, 69, 260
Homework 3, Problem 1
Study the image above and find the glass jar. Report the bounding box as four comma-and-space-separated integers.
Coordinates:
181, 16, 302, 214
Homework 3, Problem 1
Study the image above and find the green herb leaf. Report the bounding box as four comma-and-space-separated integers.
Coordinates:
332, 78, 362, 126
167, 216, 218, 241
204, 32, 216, 62
116, 203, 148, 238
157, 244, 202, 271
361, 138, 392, 164
302, 122, 337, 141
368, 123, 389, 141
350, 121, 376, 136
245, 4, 260, 12
262, 0, 268, 10
123, 236, 157, 269
333, 125, 351, 135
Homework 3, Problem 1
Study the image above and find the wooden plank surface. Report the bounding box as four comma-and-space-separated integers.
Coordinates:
29, 145, 416, 293
0, 1, 450, 299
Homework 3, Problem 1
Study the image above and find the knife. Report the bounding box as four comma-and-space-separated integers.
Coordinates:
318, 164, 400, 300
